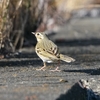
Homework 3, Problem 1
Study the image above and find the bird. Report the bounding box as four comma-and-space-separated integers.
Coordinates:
32, 32, 75, 71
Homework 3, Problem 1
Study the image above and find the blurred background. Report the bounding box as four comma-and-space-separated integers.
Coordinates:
0, 0, 100, 56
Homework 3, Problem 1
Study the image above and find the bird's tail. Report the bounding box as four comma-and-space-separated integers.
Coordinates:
60, 54, 75, 63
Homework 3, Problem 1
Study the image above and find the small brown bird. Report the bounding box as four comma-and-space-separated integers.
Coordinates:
32, 32, 75, 71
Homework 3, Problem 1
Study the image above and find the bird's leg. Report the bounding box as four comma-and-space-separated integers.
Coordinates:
36, 62, 46, 71
50, 60, 61, 72
50, 67, 61, 72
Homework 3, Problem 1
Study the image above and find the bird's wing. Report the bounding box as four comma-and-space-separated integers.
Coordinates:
36, 40, 60, 60
45, 40, 60, 57
36, 47, 59, 60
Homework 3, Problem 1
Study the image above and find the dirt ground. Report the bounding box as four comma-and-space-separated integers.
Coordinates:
0, 17, 100, 100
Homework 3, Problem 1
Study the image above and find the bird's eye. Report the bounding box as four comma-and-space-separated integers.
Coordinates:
37, 33, 39, 35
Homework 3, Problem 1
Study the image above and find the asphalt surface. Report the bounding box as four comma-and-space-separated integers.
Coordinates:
0, 44, 100, 100
0, 17, 100, 100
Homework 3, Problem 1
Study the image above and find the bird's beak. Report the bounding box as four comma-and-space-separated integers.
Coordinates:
32, 32, 35, 35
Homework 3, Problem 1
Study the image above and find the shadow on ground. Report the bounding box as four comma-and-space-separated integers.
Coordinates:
63, 68, 100, 75
0, 59, 42, 67
56, 38, 100, 46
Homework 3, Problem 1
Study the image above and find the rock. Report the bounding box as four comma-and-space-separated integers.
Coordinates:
56, 79, 100, 100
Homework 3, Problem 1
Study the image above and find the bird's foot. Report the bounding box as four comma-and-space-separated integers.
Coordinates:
36, 66, 46, 71
50, 67, 61, 72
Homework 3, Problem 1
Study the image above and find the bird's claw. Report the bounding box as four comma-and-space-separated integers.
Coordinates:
36, 66, 46, 71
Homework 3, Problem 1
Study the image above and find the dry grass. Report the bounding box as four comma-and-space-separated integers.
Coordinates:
0, 0, 100, 55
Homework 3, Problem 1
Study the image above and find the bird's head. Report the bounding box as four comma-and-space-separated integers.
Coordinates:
32, 32, 47, 42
